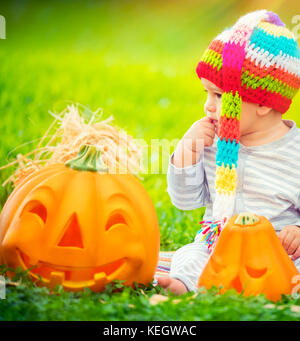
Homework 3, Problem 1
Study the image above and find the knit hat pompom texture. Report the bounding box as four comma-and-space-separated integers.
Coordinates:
196, 10, 300, 221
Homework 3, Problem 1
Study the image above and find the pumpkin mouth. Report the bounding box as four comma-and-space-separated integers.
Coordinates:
18, 250, 127, 288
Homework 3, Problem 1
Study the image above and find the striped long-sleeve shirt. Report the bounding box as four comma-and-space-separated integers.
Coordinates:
166, 119, 300, 291
167, 119, 300, 232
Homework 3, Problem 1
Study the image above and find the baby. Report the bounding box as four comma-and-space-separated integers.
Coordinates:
157, 10, 300, 295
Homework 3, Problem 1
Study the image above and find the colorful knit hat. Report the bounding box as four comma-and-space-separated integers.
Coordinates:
196, 10, 300, 249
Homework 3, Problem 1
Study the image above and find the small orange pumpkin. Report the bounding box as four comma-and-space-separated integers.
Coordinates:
0, 145, 160, 292
198, 212, 299, 301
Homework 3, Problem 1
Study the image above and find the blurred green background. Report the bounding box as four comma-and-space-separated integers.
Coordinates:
0, 0, 299, 250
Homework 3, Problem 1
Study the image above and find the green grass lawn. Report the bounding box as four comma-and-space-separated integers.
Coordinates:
1, 266, 300, 321
0, 0, 300, 321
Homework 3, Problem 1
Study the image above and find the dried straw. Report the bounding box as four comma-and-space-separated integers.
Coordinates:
0, 104, 145, 187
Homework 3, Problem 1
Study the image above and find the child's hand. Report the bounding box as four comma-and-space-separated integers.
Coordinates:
278, 225, 300, 260
172, 117, 218, 167
182, 116, 218, 152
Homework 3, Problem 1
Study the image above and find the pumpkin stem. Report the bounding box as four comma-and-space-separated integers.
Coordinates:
65, 144, 108, 173
234, 212, 260, 226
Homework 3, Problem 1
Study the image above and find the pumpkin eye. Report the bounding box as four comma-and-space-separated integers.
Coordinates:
246, 266, 267, 278
105, 213, 127, 231
21, 200, 47, 224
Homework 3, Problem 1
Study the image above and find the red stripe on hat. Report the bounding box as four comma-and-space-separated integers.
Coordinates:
241, 84, 291, 113
196, 61, 223, 89
221, 66, 243, 92
243, 56, 300, 90
197, 58, 294, 113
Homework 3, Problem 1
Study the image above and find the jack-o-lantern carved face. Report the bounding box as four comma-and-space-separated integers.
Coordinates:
198, 213, 299, 302
0, 145, 160, 291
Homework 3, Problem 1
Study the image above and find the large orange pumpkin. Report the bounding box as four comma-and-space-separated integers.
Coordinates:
0, 144, 160, 292
198, 212, 299, 301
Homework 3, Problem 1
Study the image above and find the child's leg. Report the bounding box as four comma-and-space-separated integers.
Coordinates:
168, 241, 210, 292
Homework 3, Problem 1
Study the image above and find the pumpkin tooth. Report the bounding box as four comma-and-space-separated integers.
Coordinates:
49, 271, 65, 287
94, 272, 106, 280
93, 272, 107, 289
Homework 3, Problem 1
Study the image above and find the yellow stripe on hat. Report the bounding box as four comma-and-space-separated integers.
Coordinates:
257, 21, 295, 39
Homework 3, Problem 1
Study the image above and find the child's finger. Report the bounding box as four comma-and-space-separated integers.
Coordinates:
282, 231, 294, 252
287, 238, 299, 255
191, 120, 214, 131
292, 245, 300, 260
204, 131, 216, 141
201, 116, 215, 123
200, 121, 216, 129
205, 127, 216, 138
278, 229, 287, 243
205, 135, 216, 147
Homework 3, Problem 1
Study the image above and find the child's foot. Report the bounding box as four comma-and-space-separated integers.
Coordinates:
157, 276, 188, 295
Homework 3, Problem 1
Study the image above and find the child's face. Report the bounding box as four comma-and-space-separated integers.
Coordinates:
201, 78, 258, 137
201, 78, 223, 123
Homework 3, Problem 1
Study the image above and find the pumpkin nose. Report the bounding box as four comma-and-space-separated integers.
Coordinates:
231, 275, 243, 293
58, 213, 84, 248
